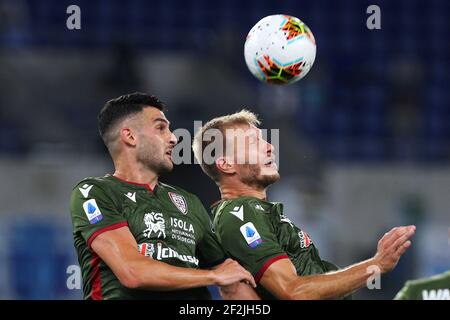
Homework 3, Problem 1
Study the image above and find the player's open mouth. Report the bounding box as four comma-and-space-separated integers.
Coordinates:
165, 150, 173, 159
263, 156, 278, 170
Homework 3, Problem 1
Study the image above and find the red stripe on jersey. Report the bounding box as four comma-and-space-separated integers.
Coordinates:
87, 221, 128, 248
255, 254, 289, 283
90, 252, 102, 300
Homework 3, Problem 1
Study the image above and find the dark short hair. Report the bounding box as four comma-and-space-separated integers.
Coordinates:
97, 92, 165, 145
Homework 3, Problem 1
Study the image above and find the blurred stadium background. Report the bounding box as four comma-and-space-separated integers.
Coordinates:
0, 0, 449, 299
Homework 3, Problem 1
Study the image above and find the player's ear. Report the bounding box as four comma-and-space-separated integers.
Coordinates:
120, 127, 137, 147
215, 156, 236, 175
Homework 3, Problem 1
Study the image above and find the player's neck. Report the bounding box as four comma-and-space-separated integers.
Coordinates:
219, 180, 267, 201
113, 159, 159, 189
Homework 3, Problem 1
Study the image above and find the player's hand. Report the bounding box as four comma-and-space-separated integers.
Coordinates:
373, 225, 416, 273
211, 258, 257, 288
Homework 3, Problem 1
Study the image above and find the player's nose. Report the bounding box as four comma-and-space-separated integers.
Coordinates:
169, 132, 177, 146
266, 141, 275, 154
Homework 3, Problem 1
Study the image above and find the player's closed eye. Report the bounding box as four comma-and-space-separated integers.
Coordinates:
156, 124, 166, 131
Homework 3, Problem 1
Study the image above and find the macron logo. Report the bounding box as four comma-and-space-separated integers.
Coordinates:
79, 184, 93, 198
125, 192, 136, 203
230, 205, 244, 221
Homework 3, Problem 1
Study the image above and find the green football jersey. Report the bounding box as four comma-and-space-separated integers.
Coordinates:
394, 271, 450, 300
70, 174, 226, 300
211, 196, 342, 300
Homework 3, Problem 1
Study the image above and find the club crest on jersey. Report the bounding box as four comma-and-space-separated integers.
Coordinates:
143, 212, 166, 239
138, 243, 155, 257
298, 230, 312, 249
82, 199, 103, 224
240, 222, 262, 248
168, 192, 188, 214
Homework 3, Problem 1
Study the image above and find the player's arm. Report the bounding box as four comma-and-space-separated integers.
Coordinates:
218, 281, 261, 300
260, 225, 415, 300
91, 226, 256, 291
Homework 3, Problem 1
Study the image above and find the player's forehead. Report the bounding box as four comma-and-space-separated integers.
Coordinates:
224, 123, 261, 137
141, 106, 170, 124
247, 124, 261, 136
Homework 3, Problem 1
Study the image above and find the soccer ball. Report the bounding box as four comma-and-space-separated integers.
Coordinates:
244, 14, 316, 85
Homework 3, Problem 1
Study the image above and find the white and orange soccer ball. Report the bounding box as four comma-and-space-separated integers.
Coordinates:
244, 14, 316, 85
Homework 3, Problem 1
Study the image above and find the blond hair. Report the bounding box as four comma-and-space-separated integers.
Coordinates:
192, 109, 260, 182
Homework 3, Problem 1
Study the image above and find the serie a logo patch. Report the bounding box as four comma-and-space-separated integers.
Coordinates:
82, 199, 103, 224
240, 222, 262, 248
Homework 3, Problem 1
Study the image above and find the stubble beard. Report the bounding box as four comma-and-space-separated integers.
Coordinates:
240, 164, 280, 190
137, 141, 173, 176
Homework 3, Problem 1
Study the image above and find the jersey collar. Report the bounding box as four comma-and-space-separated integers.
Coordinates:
210, 195, 269, 209
107, 174, 158, 193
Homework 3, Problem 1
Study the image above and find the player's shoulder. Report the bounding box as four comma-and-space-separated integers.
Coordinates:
221, 196, 273, 212
71, 175, 123, 203
70, 175, 121, 215
405, 271, 450, 288
212, 196, 272, 225
395, 271, 450, 300
72, 175, 116, 191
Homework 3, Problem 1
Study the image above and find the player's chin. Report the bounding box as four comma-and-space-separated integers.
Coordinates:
158, 159, 174, 174
261, 165, 279, 177
165, 161, 174, 172
164, 153, 174, 166
259, 171, 280, 185
270, 172, 281, 182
